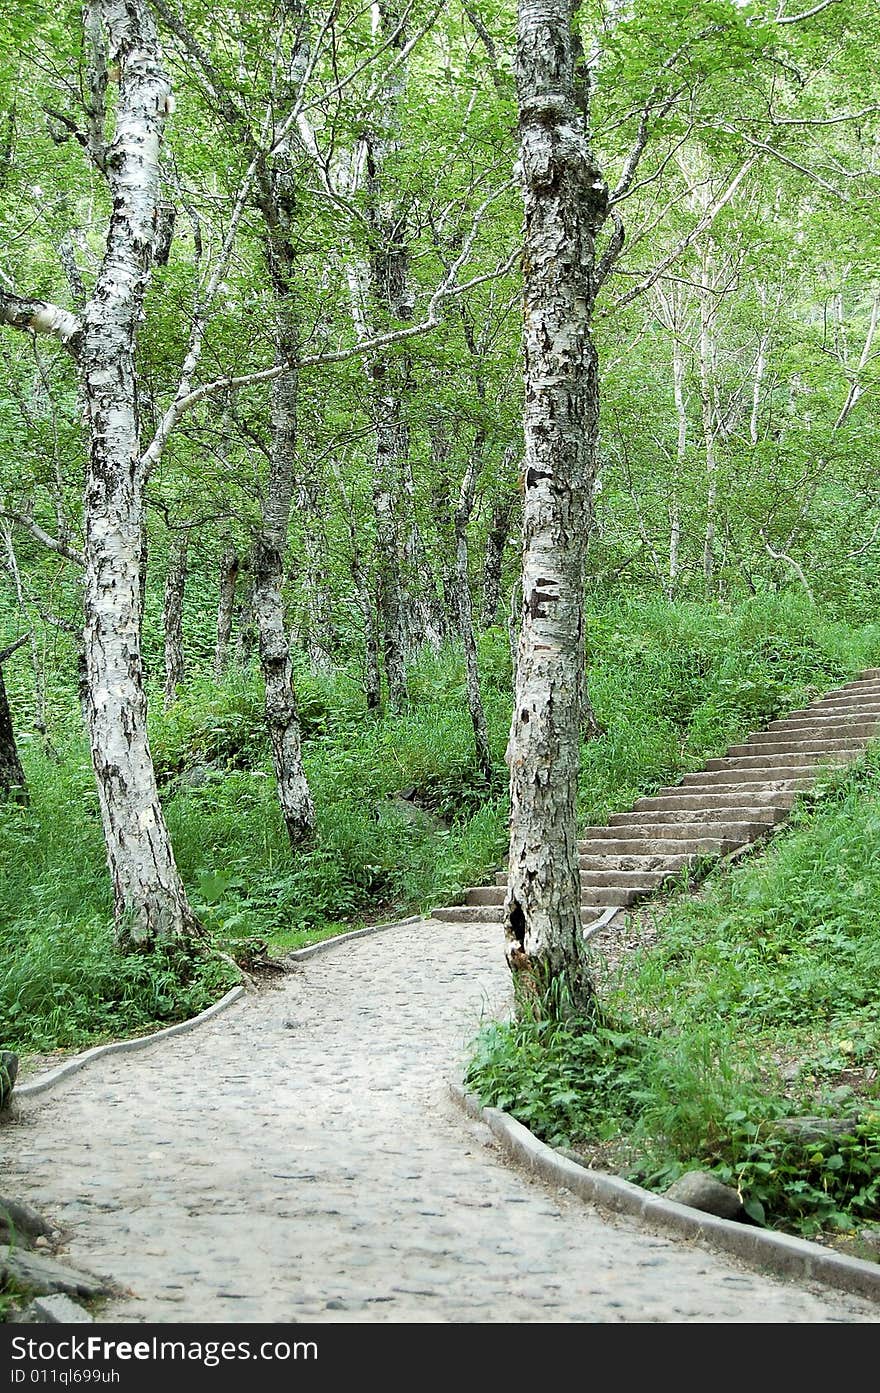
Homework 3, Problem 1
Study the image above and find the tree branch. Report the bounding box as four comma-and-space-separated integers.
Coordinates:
0, 289, 82, 352
0, 509, 84, 566
607, 157, 757, 314
0, 633, 29, 664
776, 0, 840, 23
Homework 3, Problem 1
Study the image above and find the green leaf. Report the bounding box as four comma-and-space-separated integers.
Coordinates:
743, 1197, 765, 1225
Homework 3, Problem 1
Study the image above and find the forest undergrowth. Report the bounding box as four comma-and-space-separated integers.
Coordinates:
466, 748, 880, 1251
1, 590, 878, 1087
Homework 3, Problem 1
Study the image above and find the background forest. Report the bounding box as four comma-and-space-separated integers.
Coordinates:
1, 0, 879, 1243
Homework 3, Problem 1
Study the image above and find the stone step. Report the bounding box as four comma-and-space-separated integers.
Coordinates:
789, 696, 880, 715
577, 837, 738, 857
652, 776, 813, 798
830, 678, 880, 694
431, 902, 605, 925
633, 790, 801, 813
580, 867, 673, 888
578, 853, 697, 872
703, 750, 855, 771
474, 876, 662, 906
727, 736, 867, 757
679, 766, 833, 787
765, 714, 879, 733
605, 806, 785, 828
740, 721, 879, 743
577, 883, 656, 906
467, 881, 655, 908
496, 855, 695, 881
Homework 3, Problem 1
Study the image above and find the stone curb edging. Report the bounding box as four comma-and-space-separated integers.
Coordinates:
450, 1084, 880, 1304
285, 915, 422, 962
13, 986, 247, 1100
13, 915, 425, 1099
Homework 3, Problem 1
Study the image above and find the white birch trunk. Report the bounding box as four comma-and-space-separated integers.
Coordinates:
504, 0, 604, 1005
339, 2, 413, 708
669, 323, 687, 593
79, 0, 200, 948
253, 360, 315, 849
698, 260, 719, 587
372, 423, 409, 710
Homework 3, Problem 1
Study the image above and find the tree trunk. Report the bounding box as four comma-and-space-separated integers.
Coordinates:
1, 520, 47, 737
504, 0, 604, 1009
253, 360, 315, 849
0, 652, 28, 802
339, 0, 412, 709
234, 561, 257, 667
297, 476, 335, 672
80, 0, 201, 949
354, 550, 383, 712
399, 446, 445, 652
332, 461, 383, 711
698, 254, 719, 587
454, 447, 492, 783
669, 321, 687, 594
372, 409, 409, 711
163, 532, 188, 709
428, 421, 459, 636
482, 495, 514, 629
214, 546, 239, 680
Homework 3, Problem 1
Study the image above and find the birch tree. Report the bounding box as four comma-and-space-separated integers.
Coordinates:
0, 0, 203, 949
503, 0, 605, 1006
0, 635, 28, 801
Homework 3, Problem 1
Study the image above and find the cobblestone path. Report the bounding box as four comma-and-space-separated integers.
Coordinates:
4, 919, 878, 1323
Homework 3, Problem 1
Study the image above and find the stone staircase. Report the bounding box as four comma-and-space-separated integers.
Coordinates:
431, 668, 880, 928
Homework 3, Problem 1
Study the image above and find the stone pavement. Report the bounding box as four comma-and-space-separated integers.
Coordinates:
3, 919, 878, 1323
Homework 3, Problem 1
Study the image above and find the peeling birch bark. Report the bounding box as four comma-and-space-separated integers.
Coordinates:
504, 0, 606, 1006
77, 0, 201, 948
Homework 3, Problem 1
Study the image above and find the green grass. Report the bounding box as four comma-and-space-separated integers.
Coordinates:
465, 751, 880, 1244
1, 590, 879, 1076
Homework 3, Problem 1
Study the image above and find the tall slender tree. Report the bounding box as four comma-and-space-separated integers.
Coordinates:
1, 0, 203, 949
503, 0, 608, 1007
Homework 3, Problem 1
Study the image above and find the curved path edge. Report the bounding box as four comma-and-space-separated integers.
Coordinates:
13, 914, 424, 1101
450, 1084, 880, 1304
14, 986, 247, 1099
